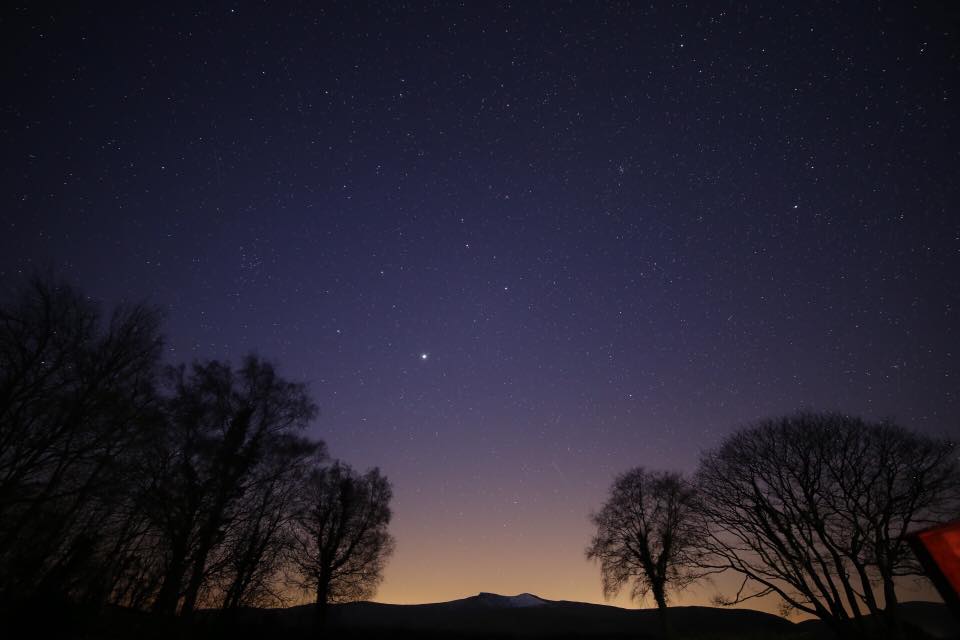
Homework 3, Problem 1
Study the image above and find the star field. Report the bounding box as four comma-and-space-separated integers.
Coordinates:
2, 1, 958, 608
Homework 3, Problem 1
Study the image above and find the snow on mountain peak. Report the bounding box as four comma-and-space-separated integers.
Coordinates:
505, 593, 548, 607
476, 592, 549, 607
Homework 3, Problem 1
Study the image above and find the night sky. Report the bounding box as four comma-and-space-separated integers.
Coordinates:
2, 1, 958, 610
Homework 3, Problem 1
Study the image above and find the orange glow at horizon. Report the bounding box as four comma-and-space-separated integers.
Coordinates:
358, 491, 942, 617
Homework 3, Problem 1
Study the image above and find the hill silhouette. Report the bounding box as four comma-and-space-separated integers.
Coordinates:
230, 594, 954, 640
794, 601, 959, 639
18, 592, 955, 639
270, 592, 796, 638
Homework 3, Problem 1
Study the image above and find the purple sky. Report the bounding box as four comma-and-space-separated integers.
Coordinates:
2, 1, 957, 609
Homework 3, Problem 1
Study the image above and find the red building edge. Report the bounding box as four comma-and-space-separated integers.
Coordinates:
908, 519, 960, 620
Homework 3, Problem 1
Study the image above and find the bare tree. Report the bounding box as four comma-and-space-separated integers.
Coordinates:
0, 276, 163, 603
216, 434, 325, 610
150, 356, 318, 616
0, 276, 404, 633
586, 468, 708, 636
288, 461, 394, 630
696, 412, 959, 638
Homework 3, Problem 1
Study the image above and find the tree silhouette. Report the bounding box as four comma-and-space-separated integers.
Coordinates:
696, 412, 959, 638
150, 356, 319, 616
0, 276, 163, 604
586, 467, 708, 637
288, 461, 394, 629
0, 275, 404, 633
216, 433, 325, 610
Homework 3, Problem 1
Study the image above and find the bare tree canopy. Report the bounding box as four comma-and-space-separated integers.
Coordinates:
587, 467, 708, 635
214, 432, 324, 611
696, 411, 959, 638
0, 276, 406, 633
0, 276, 163, 601
150, 356, 321, 616
288, 461, 394, 628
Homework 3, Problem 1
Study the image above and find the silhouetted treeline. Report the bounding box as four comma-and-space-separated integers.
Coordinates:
589, 412, 960, 640
0, 277, 393, 625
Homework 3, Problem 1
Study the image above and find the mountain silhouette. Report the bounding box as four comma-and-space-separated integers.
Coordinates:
243, 594, 955, 639
89, 595, 954, 639
270, 592, 795, 638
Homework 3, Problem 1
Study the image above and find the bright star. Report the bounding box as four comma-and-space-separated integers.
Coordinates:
420, 353, 429, 361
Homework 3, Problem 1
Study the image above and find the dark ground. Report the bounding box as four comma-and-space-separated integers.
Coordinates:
3, 594, 955, 640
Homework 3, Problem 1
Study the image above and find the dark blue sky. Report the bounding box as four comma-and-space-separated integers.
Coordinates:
2, 1, 958, 606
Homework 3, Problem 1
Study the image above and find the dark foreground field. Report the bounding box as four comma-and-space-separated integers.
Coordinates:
5, 593, 955, 640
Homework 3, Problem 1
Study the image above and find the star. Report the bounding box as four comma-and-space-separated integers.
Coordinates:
420, 353, 429, 361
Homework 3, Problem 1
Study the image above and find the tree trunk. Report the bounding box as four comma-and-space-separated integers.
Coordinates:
181, 410, 252, 616
652, 584, 675, 639
222, 534, 262, 610
153, 549, 187, 615
179, 543, 211, 618
881, 570, 903, 640
181, 500, 229, 616
314, 577, 330, 633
